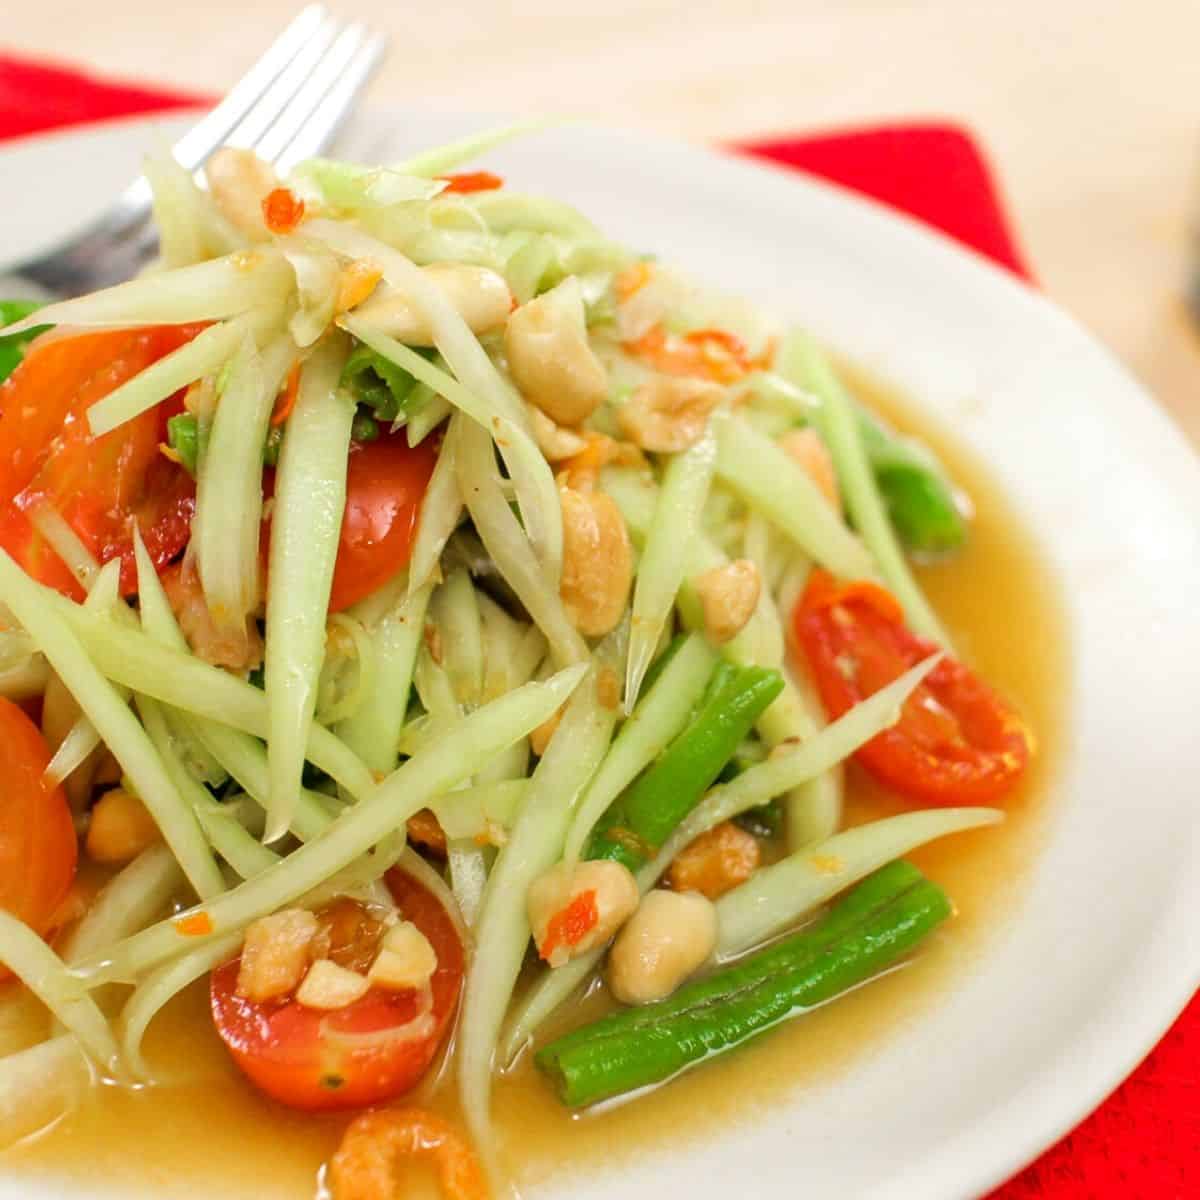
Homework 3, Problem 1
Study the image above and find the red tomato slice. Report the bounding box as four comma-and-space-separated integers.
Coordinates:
210, 868, 464, 1112
0, 698, 78, 974
326, 431, 438, 613
0, 327, 202, 599
792, 569, 1033, 805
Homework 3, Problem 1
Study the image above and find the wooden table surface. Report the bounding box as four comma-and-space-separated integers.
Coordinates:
7, 0, 1199, 445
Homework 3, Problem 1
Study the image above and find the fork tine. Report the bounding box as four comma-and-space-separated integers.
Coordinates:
219, 14, 344, 153
41, 5, 336, 254
253, 23, 370, 167
171, 4, 330, 171
271, 32, 388, 174
6, 10, 386, 297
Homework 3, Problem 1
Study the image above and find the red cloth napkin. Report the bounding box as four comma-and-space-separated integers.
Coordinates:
0, 47, 1195, 1200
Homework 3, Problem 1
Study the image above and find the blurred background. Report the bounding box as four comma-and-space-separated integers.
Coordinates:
5, 0, 1197, 441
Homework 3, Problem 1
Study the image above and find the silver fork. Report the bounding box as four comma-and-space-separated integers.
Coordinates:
6, 5, 387, 299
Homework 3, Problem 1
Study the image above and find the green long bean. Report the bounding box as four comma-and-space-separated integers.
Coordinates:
536, 861, 949, 1107
587, 664, 783, 866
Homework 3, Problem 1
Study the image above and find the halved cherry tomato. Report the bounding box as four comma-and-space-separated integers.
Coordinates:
210, 868, 464, 1111
0, 698, 77, 976
793, 569, 1033, 805
0, 327, 203, 599
326, 431, 438, 613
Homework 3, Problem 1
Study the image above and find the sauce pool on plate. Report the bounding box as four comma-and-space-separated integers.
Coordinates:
1, 370, 1069, 1200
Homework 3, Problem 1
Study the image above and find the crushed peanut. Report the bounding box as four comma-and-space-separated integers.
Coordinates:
236, 909, 319, 1002
616, 375, 725, 453
368, 922, 438, 991
295, 959, 371, 1010
693, 558, 761, 645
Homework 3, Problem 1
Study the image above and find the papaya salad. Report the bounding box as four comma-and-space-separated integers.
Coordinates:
0, 126, 1036, 1198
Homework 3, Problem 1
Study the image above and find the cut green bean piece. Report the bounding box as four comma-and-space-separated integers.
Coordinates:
856, 409, 966, 554
563, 634, 716, 865
588, 663, 783, 863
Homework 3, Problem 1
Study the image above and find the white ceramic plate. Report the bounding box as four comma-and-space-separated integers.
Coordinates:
2, 111, 1199, 1200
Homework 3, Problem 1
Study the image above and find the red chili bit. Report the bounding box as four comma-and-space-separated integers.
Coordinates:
539, 890, 599, 961
175, 911, 214, 937
262, 187, 306, 234
437, 171, 504, 195
270, 364, 301, 427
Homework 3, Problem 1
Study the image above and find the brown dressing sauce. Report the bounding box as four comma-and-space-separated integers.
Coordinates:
2, 371, 1069, 1198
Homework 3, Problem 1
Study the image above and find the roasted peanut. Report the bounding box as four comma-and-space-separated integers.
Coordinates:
236, 909, 319, 1002
778, 427, 841, 513
205, 147, 280, 239
608, 889, 717, 1005
295, 959, 371, 1010
529, 405, 588, 462
352, 263, 512, 346
558, 485, 633, 637
368, 922, 438, 991
693, 558, 761, 645
616, 375, 725, 453
505, 279, 608, 426
528, 860, 640, 968
85, 789, 162, 864
665, 820, 761, 900
556, 430, 621, 491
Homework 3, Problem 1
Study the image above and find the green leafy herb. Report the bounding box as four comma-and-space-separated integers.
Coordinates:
341, 342, 434, 423
0, 300, 50, 384
167, 413, 201, 477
